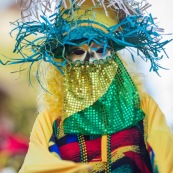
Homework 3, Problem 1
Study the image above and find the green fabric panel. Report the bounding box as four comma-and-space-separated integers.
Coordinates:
64, 54, 145, 135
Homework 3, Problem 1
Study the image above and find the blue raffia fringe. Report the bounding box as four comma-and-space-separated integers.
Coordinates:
0, 6, 172, 77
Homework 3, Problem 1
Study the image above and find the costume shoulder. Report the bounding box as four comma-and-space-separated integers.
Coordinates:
29, 110, 56, 146
19, 110, 90, 173
141, 94, 173, 173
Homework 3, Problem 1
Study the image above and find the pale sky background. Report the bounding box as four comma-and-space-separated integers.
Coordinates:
149, 0, 173, 127
0, 0, 173, 128
139, 0, 173, 127
120, 0, 173, 128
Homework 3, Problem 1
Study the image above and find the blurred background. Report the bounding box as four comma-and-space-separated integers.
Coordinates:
0, 0, 173, 172
0, 1, 38, 172
120, 0, 173, 128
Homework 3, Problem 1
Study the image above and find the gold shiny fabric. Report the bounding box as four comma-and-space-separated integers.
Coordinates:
62, 58, 118, 120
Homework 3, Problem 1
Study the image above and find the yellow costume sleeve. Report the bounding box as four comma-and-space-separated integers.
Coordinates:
19, 110, 90, 173
141, 94, 173, 173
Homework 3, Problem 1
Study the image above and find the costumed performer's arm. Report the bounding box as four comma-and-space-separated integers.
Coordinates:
141, 94, 173, 173
19, 110, 90, 173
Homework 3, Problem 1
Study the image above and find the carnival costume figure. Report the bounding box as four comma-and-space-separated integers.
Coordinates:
1, 0, 173, 172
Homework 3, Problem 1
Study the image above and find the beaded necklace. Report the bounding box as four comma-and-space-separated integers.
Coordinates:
77, 135, 88, 163
77, 134, 112, 173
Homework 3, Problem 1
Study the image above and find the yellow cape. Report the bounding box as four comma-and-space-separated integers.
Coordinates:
19, 94, 173, 173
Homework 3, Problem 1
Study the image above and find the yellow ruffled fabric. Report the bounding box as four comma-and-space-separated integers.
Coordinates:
18, 112, 91, 173
19, 94, 173, 173
141, 95, 173, 173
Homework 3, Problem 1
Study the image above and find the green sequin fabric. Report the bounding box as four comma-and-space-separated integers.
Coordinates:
63, 53, 145, 135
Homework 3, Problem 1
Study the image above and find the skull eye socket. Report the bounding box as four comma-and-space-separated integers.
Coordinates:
72, 49, 85, 55
96, 48, 104, 53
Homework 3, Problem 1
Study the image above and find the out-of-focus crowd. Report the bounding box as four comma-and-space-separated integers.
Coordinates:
0, 87, 28, 173
0, 2, 38, 172
0, 80, 37, 173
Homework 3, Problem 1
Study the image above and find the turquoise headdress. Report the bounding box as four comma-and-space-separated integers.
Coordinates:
0, 0, 171, 76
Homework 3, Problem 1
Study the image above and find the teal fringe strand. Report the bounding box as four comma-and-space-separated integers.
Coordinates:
0, 7, 172, 77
